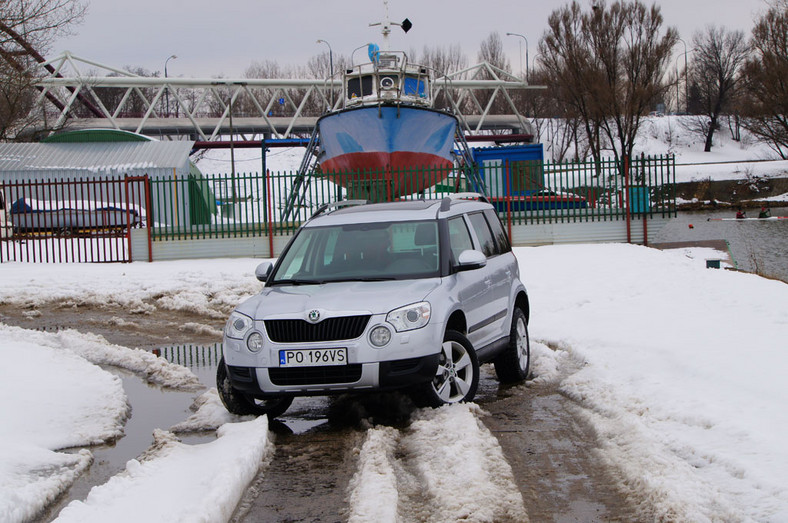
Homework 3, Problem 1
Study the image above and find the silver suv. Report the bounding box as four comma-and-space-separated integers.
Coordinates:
217, 194, 530, 418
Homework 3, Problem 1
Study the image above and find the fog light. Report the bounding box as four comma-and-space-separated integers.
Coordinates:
247, 332, 264, 353
369, 325, 391, 347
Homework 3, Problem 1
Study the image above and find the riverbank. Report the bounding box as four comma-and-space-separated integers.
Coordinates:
674, 176, 788, 211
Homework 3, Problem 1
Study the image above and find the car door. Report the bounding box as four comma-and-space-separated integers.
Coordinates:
465, 211, 511, 347
447, 215, 491, 348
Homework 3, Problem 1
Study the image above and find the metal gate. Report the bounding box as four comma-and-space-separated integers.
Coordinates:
0, 175, 150, 263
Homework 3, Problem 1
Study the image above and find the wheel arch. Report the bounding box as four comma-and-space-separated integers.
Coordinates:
515, 291, 530, 324
445, 309, 467, 335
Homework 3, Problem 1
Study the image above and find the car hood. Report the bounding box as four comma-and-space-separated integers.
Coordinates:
236, 279, 441, 320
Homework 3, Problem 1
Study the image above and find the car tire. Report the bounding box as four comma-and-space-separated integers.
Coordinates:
216, 357, 293, 418
493, 308, 530, 383
418, 330, 479, 407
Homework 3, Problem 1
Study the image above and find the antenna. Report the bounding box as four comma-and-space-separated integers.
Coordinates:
369, 0, 411, 51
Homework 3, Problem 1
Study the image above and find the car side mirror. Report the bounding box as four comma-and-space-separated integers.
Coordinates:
255, 261, 273, 282
456, 249, 487, 271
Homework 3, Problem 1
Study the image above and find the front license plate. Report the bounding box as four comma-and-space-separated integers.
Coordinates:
279, 348, 347, 367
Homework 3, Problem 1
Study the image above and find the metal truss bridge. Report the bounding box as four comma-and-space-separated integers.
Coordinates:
30, 52, 544, 142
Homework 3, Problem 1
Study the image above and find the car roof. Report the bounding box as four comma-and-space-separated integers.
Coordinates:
304, 196, 492, 227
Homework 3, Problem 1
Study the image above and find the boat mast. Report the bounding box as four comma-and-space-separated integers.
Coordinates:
369, 0, 408, 52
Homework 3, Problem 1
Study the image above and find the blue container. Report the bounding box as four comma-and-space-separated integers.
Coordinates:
628, 186, 651, 213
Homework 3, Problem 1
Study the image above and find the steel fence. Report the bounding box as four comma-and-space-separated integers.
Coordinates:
0, 175, 149, 263
1, 155, 675, 262
147, 154, 675, 240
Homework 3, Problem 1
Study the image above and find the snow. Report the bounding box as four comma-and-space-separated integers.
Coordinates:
1, 242, 787, 521
0, 326, 128, 522
54, 419, 272, 523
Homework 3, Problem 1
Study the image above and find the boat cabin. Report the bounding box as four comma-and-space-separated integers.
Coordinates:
344, 51, 433, 109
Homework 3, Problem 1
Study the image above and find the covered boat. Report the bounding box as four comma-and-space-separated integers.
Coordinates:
315, 11, 459, 197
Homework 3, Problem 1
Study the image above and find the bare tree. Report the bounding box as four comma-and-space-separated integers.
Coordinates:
687, 26, 749, 152
0, 0, 86, 140
0, 60, 38, 140
477, 32, 510, 73
472, 32, 512, 115
740, 2, 788, 158
540, 1, 677, 166
417, 44, 467, 78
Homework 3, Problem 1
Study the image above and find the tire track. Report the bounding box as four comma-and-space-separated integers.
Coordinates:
348, 403, 528, 523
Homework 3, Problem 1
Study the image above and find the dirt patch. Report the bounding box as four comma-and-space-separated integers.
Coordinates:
479, 379, 641, 522
0, 301, 224, 350
675, 176, 788, 210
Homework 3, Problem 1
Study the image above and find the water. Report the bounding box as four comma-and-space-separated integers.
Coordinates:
652, 205, 788, 283
44, 366, 214, 520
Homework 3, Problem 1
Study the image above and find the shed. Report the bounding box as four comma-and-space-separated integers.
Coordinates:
0, 130, 216, 226
471, 144, 545, 198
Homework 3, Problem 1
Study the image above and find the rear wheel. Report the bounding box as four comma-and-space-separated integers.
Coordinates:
418, 330, 479, 407
216, 357, 293, 418
493, 308, 530, 383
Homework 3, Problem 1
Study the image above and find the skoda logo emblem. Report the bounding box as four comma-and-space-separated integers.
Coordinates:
307, 310, 321, 323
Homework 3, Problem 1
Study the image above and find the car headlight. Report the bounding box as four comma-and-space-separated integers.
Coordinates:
225, 311, 253, 340
387, 302, 431, 332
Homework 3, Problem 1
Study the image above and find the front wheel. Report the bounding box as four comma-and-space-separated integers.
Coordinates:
216, 357, 293, 418
417, 330, 479, 407
493, 308, 530, 383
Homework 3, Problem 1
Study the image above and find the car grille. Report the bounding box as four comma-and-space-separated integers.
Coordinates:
268, 364, 363, 386
264, 315, 371, 343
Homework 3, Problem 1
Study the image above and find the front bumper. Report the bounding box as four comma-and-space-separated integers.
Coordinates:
225, 353, 440, 397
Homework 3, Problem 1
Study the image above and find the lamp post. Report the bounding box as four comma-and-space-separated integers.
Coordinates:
164, 54, 177, 117
506, 32, 529, 82
316, 39, 334, 109
677, 38, 688, 114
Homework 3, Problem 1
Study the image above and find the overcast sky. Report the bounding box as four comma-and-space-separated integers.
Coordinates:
49, 0, 769, 78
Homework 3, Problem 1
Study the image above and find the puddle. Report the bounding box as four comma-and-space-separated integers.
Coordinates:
43, 366, 213, 520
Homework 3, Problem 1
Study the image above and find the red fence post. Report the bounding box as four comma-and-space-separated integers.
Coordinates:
624, 156, 631, 244
505, 160, 513, 241
266, 169, 274, 258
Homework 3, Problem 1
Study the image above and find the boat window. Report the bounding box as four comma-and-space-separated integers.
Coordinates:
404, 76, 426, 97
347, 76, 374, 99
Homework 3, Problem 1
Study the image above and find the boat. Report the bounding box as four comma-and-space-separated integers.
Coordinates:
10, 197, 140, 235
707, 216, 788, 222
315, 3, 459, 198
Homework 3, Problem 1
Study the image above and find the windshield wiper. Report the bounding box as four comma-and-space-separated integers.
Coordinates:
271, 278, 325, 285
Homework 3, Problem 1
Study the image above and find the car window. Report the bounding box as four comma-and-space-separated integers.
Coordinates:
448, 217, 474, 264
467, 212, 497, 257
484, 209, 511, 253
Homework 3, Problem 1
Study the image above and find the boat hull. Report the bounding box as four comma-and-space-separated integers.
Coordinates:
317, 105, 457, 197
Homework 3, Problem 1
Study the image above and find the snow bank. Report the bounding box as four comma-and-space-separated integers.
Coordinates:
170, 388, 253, 433
5, 326, 203, 390
347, 426, 400, 523
526, 243, 788, 521
0, 258, 264, 319
54, 417, 272, 523
0, 326, 128, 523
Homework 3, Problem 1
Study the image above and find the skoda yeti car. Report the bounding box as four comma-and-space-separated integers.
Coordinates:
217, 194, 530, 418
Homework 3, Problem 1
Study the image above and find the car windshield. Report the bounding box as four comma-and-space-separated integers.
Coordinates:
270, 220, 440, 284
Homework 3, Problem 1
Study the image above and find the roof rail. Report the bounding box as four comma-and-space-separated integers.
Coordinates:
439, 192, 490, 211
310, 199, 370, 219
